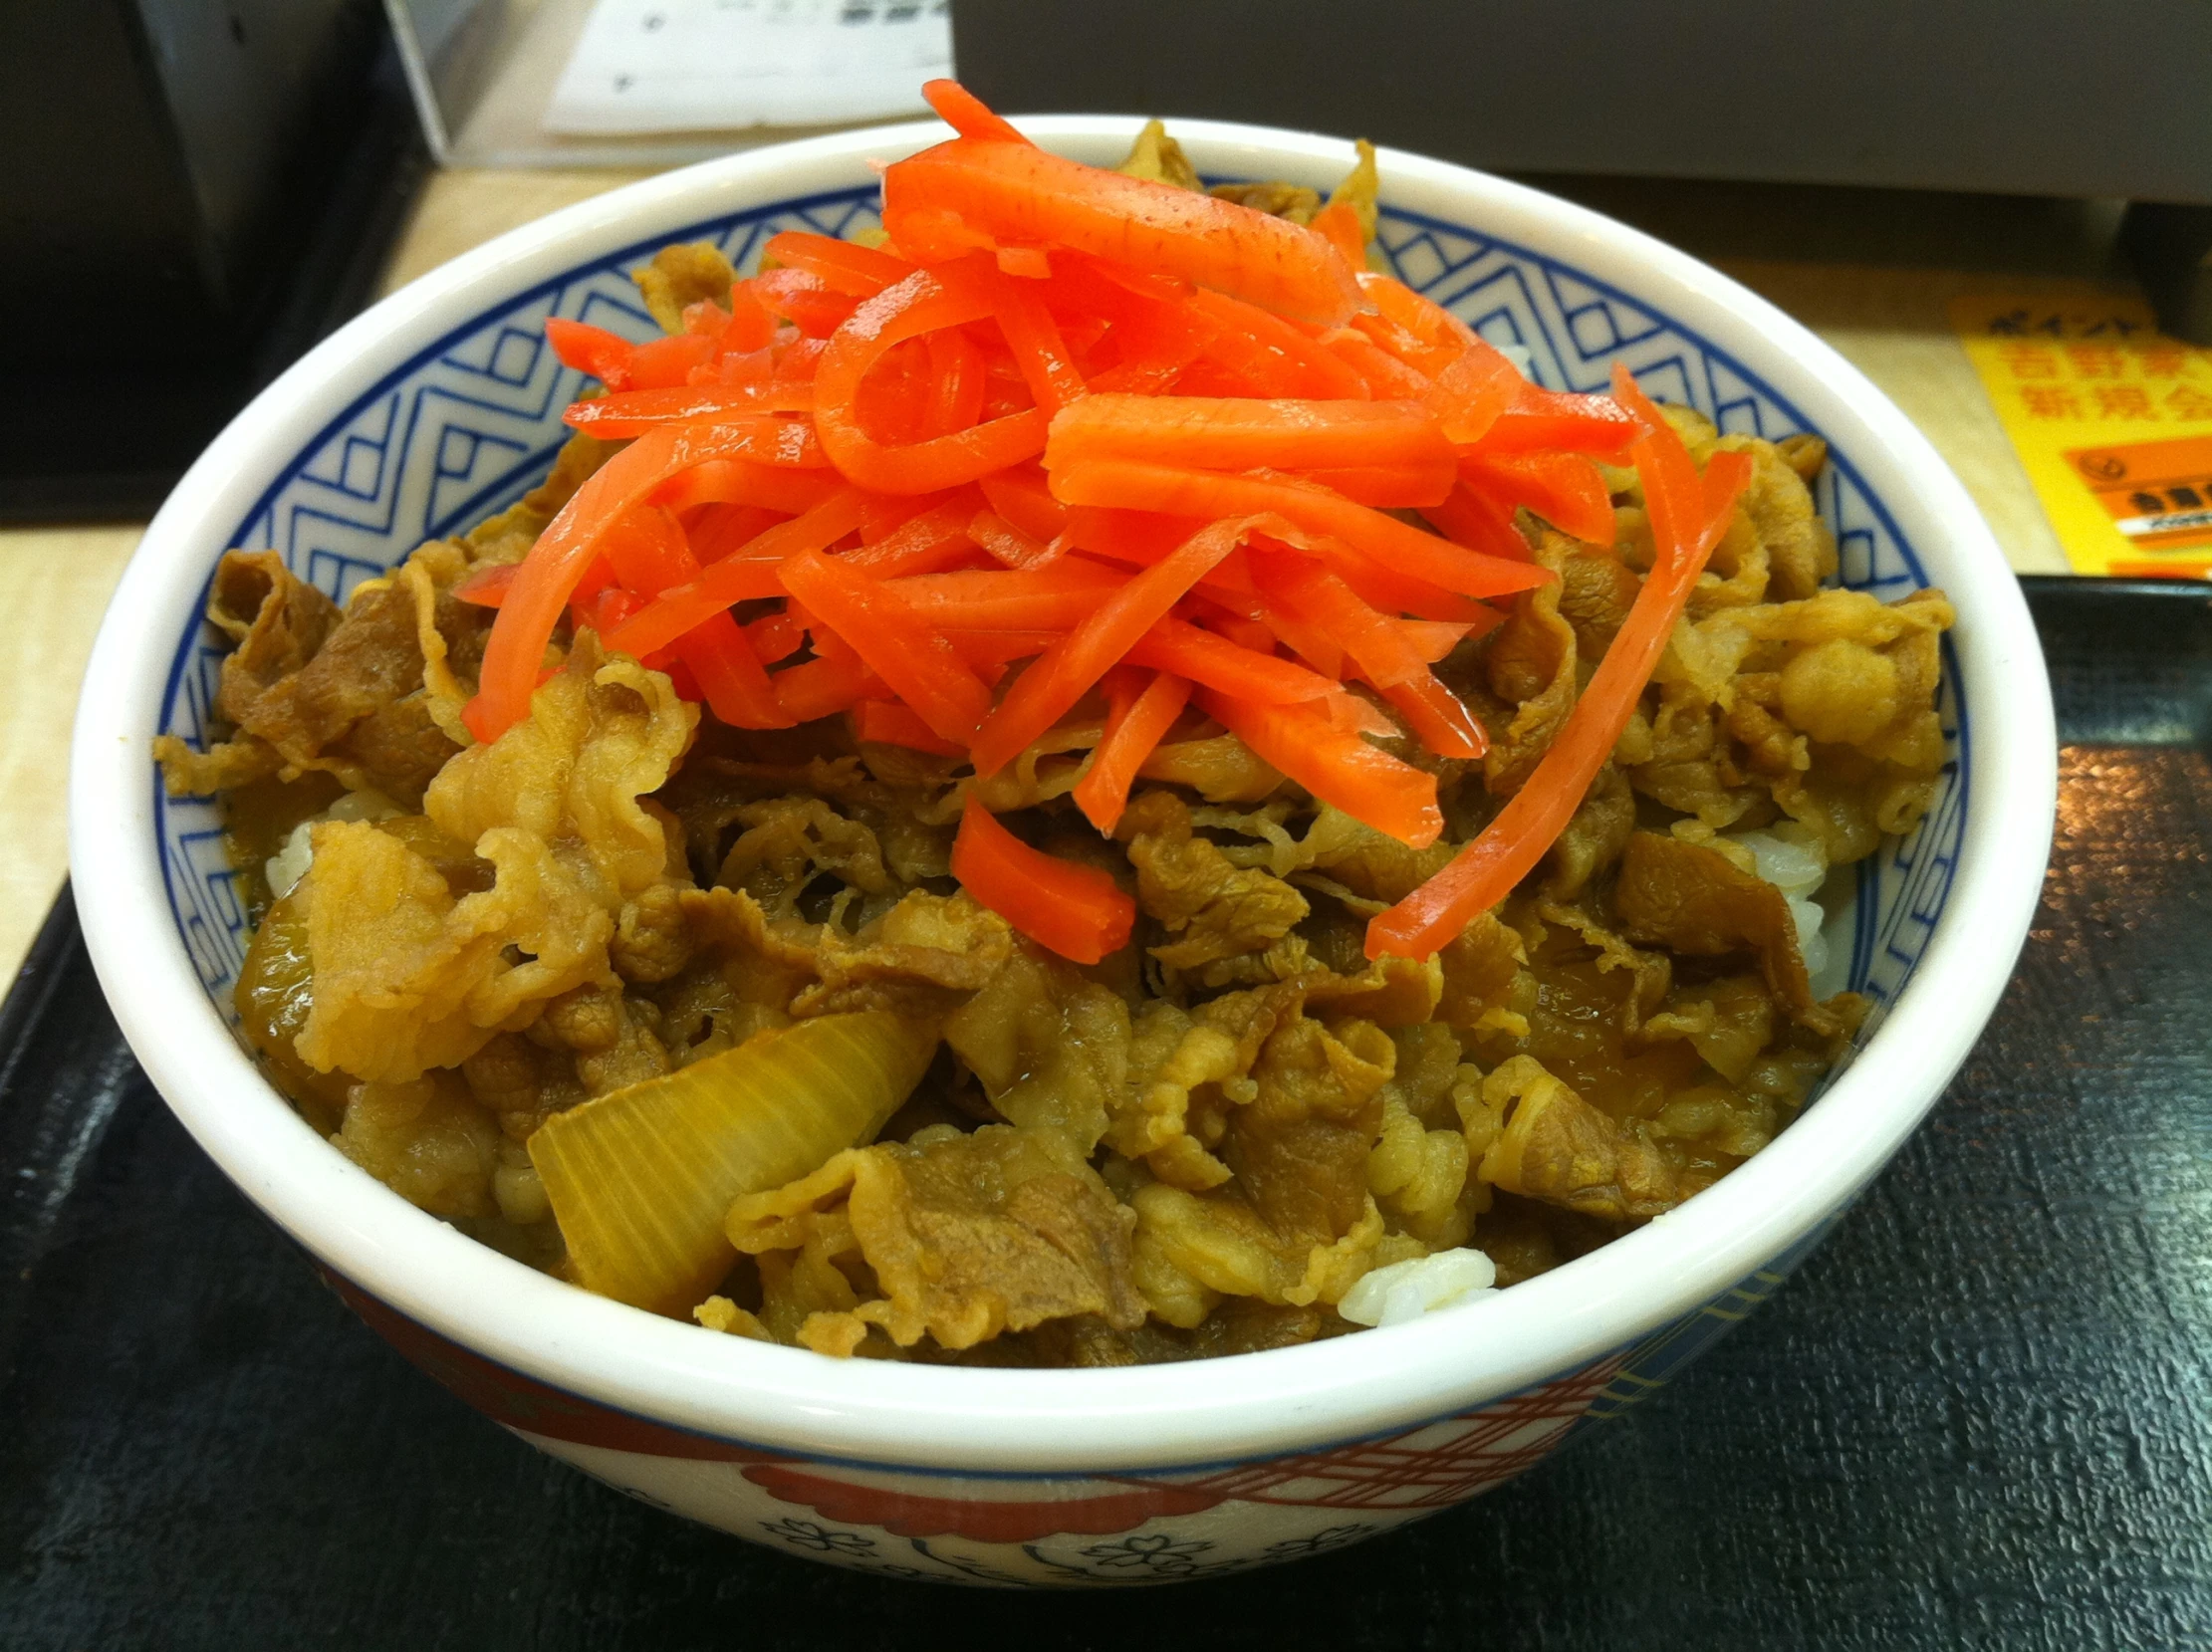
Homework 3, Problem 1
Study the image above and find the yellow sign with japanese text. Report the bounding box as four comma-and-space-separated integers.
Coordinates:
1951, 288, 2212, 578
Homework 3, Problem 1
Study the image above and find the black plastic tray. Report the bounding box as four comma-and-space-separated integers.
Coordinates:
3, 579, 2208, 1649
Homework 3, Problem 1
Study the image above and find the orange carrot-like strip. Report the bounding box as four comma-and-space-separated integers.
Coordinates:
1420, 480, 1534, 563
996, 246, 1052, 279
813, 262, 1050, 492
1375, 677, 1487, 761
1085, 510, 1454, 620
1238, 589, 1345, 678
1249, 535, 1482, 623
762, 230, 915, 297
1045, 395, 1448, 475
775, 336, 829, 382
1609, 362, 1703, 543
922, 329, 987, 436
1311, 554, 1482, 623
882, 138, 1362, 328
591, 506, 689, 591
951, 795, 1134, 965
855, 699, 967, 758
602, 486, 867, 659
773, 653, 881, 723
684, 503, 787, 562
1120, 616, 1337, 705
1060, 508, 1262, 599
1478, 383, 1639, 458
796, 600, 858, 667
1309, 199, 1365, 267
1198, 689, 1442, 848
1360, 271, 1470, 340
722, 283, 776, 354
624, 331, 720, 388
1060, 506, 1205, 567
856, 350, 939, 450
890, 559, 1126, 630
1402, 613, 1492, 659
574, 586, 645, 645
1294, 461, 1457, 509
967, 507, 1061, 570
1254, 559, 1486, 758
1048, 460, 1552, 600
1254, 558, 1438, 691
1421, 343, 1525, 445
1073, 670, 1191, 834
651, 458, 841, 517
965, 515, 1257, 777
565, 388, 819, 440
691, 344, 773, 395
454, 562, 519, 607
844, 494, 985, 577
976, 463, 1071, 541
1204, 608, 1277, 656
1357, 272, 1479, 362
545, 318, 638, 388
467, 419, 794, 742
1365, 440, 1754, 959
780, 549, 994, 745
922, 78, 1033, 146
944, 629, 1060, 667
752, 268, 860, 339
1323, 686, 1402, 739
595, 508, 789, 728
1458, 450, 1617, 546
685, 292, 737, 337
1089, 301, 1221, 394
1089, 664, 1146, 731
1606, 358, 1672, 432
1186, 288, 1371, 400
742, 606, 806, 664
858, 489, 953, 545
1349, 310, 1457, 382
1322, 330, 1436, 398
988, 269, 1087, 415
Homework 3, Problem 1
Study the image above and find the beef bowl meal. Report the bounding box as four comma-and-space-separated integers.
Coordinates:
71, 84, 2054, 1585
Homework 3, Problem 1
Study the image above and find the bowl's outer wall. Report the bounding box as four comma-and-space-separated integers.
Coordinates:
70, 118, 2056, 1482
322, 1210, 1843, 1585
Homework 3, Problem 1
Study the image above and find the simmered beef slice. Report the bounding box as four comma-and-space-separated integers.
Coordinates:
1612, 830, 1821, 1022
206, 550, 464, 804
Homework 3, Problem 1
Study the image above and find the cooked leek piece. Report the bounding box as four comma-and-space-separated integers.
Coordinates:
529, 1011, 936, 1315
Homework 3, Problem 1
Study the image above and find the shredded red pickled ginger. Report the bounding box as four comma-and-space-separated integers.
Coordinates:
465, 81, 1748, 964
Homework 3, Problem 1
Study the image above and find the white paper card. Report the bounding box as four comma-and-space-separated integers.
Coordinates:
546, 0, 952, 135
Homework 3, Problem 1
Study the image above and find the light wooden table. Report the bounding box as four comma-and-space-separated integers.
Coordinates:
6, 165, 2090, 984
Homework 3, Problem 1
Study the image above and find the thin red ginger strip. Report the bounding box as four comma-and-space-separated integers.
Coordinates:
1073, 670, 1191, 833
965, 514, 1270, 777
952, 795, 1133, 965
1366, 396, 1753, 958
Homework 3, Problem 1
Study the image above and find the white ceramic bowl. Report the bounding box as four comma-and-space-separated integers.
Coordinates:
70, 117, 2056, 1587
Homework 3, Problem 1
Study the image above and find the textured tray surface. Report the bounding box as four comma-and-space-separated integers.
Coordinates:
3, 586, 2207, 1649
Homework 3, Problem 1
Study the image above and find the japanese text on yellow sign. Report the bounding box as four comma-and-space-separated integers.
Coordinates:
1951, 289, 2212, 578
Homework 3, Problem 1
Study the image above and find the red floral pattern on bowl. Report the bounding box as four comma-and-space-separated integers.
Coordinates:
326, 1218, 1820, 1586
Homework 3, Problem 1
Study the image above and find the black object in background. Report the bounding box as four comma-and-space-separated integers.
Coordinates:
950, 0, 2212, 343
2119, 203, 2212, 349
0, 1, 425, 523
948, 0, 2212, 202
2, 589, 2209, 1646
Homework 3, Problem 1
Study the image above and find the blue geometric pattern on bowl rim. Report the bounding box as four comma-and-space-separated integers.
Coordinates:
148, 181, 1967, 1471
